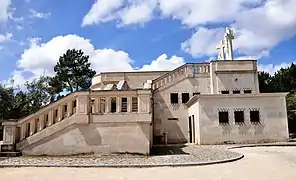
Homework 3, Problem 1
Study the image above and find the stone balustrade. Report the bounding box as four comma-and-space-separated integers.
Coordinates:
152, 63, 210, 90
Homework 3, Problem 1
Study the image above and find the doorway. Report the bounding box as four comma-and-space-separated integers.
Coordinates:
188, 115, 195, 143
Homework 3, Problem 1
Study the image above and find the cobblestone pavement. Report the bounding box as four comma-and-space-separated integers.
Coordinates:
1, 146, 296, 180
0, 145, 241, 167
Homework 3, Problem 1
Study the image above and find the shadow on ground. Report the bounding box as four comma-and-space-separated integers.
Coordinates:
151, 145, 189, 156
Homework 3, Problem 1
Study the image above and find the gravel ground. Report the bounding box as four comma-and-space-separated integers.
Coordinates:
0, 145, 241, 167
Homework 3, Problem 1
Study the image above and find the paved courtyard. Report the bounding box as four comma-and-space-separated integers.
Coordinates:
1, 146, 296, 180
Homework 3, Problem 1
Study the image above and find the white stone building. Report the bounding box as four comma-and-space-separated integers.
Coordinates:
1, 28, 289, 156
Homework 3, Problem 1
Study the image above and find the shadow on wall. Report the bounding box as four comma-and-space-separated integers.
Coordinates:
78, 124, 102, 146
153, 93, 187, 145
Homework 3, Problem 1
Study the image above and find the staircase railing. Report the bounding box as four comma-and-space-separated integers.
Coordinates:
152, 63, 210, 90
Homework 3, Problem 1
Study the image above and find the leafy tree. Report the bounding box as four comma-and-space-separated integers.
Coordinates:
258, 71, 275, 93
52, 49, 96, 93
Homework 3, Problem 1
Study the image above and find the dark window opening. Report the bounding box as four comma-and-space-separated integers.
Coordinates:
250, 110, 260, 123
244, 89, 252, 94
170, 93, 178, 104
110, 97, 117, 113
233, 90, 240, 94
219, 111, 229, 124
234, 111, 244, 124
193, 92, 201, 96
168, 118, 178, 121
121, 97, 127, 112
182, 93, 190, 103
221, 90, 229, 94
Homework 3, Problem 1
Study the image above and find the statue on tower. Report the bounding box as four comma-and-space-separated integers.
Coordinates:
216, 27, 235, 60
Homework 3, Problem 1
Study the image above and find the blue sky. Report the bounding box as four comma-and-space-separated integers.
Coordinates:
0, 0, 296, 86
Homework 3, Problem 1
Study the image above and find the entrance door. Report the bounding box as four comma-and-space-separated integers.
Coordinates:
188, 115, 195, 143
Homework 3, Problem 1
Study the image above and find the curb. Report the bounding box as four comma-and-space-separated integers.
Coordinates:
227, 142, 296, 150
0, 153, 244, 168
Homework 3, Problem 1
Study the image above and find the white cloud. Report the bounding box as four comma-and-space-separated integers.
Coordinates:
9, 34, 185, 86
29, 9, 51, 19
0, 33, 12, 42
82, 0, 296, 60
82, 0, 157, 27
181, 27, 225, 58
258, 62, 294, 75
0, 0, 11, 22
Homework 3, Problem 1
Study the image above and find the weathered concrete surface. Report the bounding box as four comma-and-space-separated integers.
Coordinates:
1, 147, 296, 180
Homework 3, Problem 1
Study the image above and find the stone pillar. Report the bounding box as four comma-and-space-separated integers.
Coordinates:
1, 120, 18, 152
97, 97, 101, 114
48, 110, 54, 126
105, 97, 110, 113
38, 114, 45, 131
75, 93, 90, 124
20, 123, 26, 141
67, 100, 73, 117
57, 105, 63, 121
29, 119, 36, 136
93, 98, 99, 114
117, 96, 121, 113
127, 96, 131, 113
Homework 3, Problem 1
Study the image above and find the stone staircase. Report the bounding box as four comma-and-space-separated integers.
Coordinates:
1, 89, 152, 156
1, 92, 87, 156
152, 63, 211, 91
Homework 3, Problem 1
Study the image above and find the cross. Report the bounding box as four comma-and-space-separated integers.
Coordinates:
225, 27, 234, 60
216, 40, 225, 60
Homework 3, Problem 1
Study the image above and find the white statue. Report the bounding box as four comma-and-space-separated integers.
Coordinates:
216, 40, 225, 60
216, 27, 235, 60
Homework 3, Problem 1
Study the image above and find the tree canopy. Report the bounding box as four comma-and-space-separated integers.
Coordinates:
52, 49, 96, 93
0, 48, 96, 140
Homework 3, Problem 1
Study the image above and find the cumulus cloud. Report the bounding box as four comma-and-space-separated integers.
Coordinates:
258, 62, 295, 75
0, 0, 11, 22
82, 0, 296, 60
9, 34, 185, 86
82, 0, 157, 27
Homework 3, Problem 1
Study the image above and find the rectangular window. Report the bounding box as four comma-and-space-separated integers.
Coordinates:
219, 111, 229, 124
234, 111, 244, 124
182, 93, 190, 103
193, 92, 200, 96
233, 90, 240, 94
110, 97, 117, 113
132, 97, 138, 112
244, 89, 252, 94
121, 97, 127, 112
250, 110, 260, 123
221, 90, 229, 94
170, 93, 178, 104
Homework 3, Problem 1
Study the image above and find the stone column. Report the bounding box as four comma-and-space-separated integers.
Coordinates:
93, 98, 99, 114
75, 93, 90, 124
29, 119, 36, 136
67, 100, 73, 117
117, 96, 121, 113
57, 105, 63, 121
105, 97, 110, 113
20, 123, 26, 141
127, 96, 131, 113
97, 97, 101, 114
38, 114, 45, 131
48, 110, 54, 126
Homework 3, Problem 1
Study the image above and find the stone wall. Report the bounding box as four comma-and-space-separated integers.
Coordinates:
192, 93, 289, 144
21, 122, 151, 155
